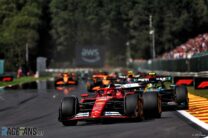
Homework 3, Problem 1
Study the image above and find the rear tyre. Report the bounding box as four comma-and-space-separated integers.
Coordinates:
175, 86, 189, 110
143, 92, 162, 118
125, 94, 144, 121
59, 96, 79, 126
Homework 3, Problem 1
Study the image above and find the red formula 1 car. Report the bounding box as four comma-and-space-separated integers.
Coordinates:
55, 73, 78, 86
58, 85, 161, 126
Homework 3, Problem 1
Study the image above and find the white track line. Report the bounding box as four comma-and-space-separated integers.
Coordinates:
177, 110, 208, 131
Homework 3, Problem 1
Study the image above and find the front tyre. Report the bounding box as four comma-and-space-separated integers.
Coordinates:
175, 86, 189, 110
59, 96, 79, 126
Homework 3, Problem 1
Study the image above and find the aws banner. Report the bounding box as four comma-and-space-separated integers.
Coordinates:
75, 46, 105, 67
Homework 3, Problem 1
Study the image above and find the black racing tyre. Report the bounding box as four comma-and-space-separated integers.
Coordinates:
180, 99, 189, 110
59, 96, 79, 126
125, 94, 144, 121
175, 86, 189, 110
175, 85, 188, 103
143, 92, 162, 118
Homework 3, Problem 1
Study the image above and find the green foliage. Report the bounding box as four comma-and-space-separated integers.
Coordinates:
1, 0, 208, 69
0, 76, 50, 87
0, 0, 42, 71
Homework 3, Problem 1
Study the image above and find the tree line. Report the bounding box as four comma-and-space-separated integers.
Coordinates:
0, 0, 208, 70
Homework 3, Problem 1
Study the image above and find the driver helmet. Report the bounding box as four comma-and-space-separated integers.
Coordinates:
146, 83, 154, 89
127, 71, 134, 78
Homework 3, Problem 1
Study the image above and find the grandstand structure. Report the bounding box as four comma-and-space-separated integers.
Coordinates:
161, 33, 208, 59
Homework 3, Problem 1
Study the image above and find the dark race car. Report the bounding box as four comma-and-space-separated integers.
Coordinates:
58, 85, 161, 126
55, 73, 78, 86
137, 76, 189, 111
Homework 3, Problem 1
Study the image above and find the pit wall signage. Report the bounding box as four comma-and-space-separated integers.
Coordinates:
75, 46, 105, 67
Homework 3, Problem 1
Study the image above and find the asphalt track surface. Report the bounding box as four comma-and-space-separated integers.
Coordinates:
0, 80, 207, 138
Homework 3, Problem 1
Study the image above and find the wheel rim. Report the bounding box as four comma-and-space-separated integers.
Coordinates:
158, 96, 162, 114
139, 100, 144, 119
134, 101, 139, 117
135, 100, 143, 119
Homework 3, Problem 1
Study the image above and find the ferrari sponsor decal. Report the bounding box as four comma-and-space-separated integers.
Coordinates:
105, 112, 121, 116
75, 112, 89, 117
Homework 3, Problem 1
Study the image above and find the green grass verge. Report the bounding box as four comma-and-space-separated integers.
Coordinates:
0, 76, 50, 87
187, 87, 208, 99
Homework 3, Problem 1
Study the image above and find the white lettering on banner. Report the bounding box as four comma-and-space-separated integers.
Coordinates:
81, 49, 99, 57
81, 48, 101, 63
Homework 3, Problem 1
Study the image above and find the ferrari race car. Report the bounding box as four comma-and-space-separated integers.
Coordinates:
58, 85, 162, 126
55, 73, 78, 86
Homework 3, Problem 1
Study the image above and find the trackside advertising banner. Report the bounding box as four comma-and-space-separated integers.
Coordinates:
75, 46, 105, 67
173, 77, 194, 86
194, 77, 208, 89
0, 76, 13, 82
